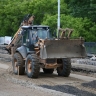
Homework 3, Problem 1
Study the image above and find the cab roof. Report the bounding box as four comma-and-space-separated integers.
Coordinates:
22, 25, 49, 30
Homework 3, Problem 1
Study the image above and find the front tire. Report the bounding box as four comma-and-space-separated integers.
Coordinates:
12, 53, 25, 75
25, 54, 40, 78
57, 58, 71, 77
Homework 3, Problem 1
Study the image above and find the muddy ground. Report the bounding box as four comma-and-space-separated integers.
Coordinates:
0, 45, 96, 96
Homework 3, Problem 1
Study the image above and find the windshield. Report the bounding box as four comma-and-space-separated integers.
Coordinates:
29, 28, 52, 45
31, 29, 51, 39
37, 29, 50, 39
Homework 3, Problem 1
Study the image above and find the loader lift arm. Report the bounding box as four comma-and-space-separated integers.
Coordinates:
6, 14, 34, 54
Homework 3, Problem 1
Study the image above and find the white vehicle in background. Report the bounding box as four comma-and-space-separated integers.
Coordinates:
0, 36, 11, 45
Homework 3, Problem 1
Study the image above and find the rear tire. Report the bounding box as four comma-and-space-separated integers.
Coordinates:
43, 68, 54, 74
12, 53, 25, 75
57, 58, 71, 77
25, 54, 40, 78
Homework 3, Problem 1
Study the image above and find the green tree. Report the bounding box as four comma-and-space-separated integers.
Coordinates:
65, 0, 96, 22
0, 0, 69, 36
0, 0, 32, 36
0, 0, 96, 41
42, 14, 96, 41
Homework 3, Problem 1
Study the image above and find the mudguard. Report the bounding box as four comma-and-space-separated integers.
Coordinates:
16, 46, 27, 58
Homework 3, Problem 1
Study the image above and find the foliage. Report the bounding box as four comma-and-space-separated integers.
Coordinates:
42, 14, 95, 41
0, 0, 96, 41
65, 0, 96, 22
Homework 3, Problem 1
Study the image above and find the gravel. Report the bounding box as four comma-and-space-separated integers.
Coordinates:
71, 59, 96, 66
6, 74, 96, 96
82, 80, 96, 89
6, 76, 73, 96
0, 45, 8, 54
40, 85, 96, 96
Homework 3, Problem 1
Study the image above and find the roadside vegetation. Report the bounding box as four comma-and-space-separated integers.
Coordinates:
0, 0, 96, 41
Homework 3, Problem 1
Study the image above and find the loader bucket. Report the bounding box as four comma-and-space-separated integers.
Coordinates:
40, 39, 86, 59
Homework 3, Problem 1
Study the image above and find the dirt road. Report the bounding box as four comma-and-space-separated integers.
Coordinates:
0, 45, 96, 96
0, 62, 96, 96
0, 63, 72, 96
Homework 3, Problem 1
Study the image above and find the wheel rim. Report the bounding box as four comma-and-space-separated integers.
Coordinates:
14, 58, 18, 71
27, 60, 32, 73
